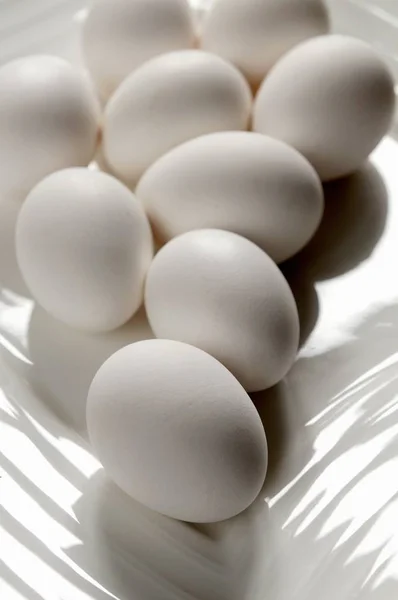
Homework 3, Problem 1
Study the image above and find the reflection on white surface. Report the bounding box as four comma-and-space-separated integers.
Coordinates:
2, 1, 398, 599
68, 471, 268, 600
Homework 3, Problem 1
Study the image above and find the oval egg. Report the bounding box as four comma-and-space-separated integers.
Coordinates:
201, 0, 330, 89
16, 168, 153, 332
87, 339, 268, 522
145, 229, 300, 392
103, 50, 252, 186
253, 35, 396, 181
0, 55, 99, 200
82, 0, 196, 100
137, 131, 324, 263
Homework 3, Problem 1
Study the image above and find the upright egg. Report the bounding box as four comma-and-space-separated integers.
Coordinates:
201, 0, 330, 89
103, 50, 252, 186
0, 55, 99, 200
16, 169, 153, 332
145, 230, 299, 392
253, 35, 396, 181
82, 0, 196, 100
137, 132, 323, 263
87, 339, 268, 522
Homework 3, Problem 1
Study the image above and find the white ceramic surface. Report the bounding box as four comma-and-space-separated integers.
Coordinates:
1, 1, 398, 599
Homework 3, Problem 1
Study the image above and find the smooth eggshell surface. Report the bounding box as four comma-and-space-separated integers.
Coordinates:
137, 131, 324, 263
253, 35, 396, 181
0, 55, 99, 200
16, 168, 153, 332
145, 230, 300, 392
87, 339, 268, 522
82, 0, 196, 101
201, 0, 329, 89
103, 50, 252, 186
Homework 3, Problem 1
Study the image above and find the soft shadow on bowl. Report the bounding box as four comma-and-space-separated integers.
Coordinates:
252, 380, 313, 497
249, 302, 398, 599
288, 161, 388, 282
252, 382, 291, 491
0, 197, 31, 297
27, 305, 154, 435
68, 469, 269, 600
281, 262, 319, 348
281, 160, 388, 345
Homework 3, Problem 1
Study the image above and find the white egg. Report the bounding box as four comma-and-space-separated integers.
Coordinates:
82, 0, 196, 101
137, 132, 323, 263
201, 0, 329, 89
87, 339, 268, 522
253, 35, 396, 181
103, 50, 252, 186
16, 168, 153, 332
0, 55, 99, 200
145, 230, 299, 392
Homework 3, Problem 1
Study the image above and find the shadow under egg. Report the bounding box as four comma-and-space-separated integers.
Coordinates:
0, 197, 31, 298
279, 160, 388, 346
27, 305, 154, 435
68, 469, 269, 600
290, 161, 388, 282
251, 377, 316, 500
281, 261, 319, 348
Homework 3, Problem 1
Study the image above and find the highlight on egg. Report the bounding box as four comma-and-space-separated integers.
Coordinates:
253, 34, 396, 181
82, 0, 196, 101
87, 339, 268, 523
0, 55, 99, 200
145, 229, 300, 392
137, 131, 324, 263
201, 0, 330, 89
103, 50, 252, 186
16, 168, 153, 332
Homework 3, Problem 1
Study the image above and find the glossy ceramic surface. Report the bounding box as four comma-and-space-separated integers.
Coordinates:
1, 1, 398, 599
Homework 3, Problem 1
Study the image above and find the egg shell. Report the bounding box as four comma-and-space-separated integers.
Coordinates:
201, 0, 329, 89
82, 0, 196, 101
0, 55, 99, 200
16, 168, 153, 332
87, 339, 268, 522
253, 35, 396, 181
103, 50, 252, 186
145, 229, 299, 392
137, 131, 323, 263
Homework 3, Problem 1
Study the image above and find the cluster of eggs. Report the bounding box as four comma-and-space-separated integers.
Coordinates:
3, 0, 395, 523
